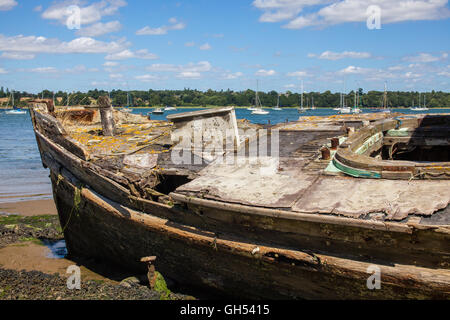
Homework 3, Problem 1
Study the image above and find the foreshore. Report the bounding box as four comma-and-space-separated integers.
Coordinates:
0, 199, 194, 300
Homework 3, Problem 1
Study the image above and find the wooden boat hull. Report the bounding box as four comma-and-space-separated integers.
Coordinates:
29, 107, 450, 299
50, 169, 450, 299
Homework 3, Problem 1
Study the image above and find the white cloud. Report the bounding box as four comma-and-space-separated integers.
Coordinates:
105, 49, 158, 60
176, 71, 202, 79
338, 65, 371, 74
41, 0, 127, 26
0, 0, 17, 11
223, 72, 243, 79
287, 70, 307, 77
146, 61, 212, 73
402, 52, 447, 63
0, 67, 8, 74
34, 5, 43, 12
0, 34, 128, 55
255, 69, 276, 76
30, 67, 58, 73
283, 84, 297, 88
109, 73, 123, 79
185, 41, 195, 47
136, 18, 186, 35
146, 61, 212, 79
103, 61, 118, 67
253, 0, 450, 30
252, 0, 324, 23
309, 51, 372, 60
199, 43, 212, 50
0, 52, 36, 60
76, 21, 122, 37
135, 74, 159, 82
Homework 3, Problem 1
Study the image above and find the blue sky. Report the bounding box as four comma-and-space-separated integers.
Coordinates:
0, 0, 449, 93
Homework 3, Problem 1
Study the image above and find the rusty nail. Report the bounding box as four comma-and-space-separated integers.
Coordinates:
331, 138, 340, 150
321, 147, 331, 160
141, 256, 157, 289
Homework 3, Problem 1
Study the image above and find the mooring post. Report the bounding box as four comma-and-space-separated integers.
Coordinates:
97, 96, 116, 136
331, 138, 340, 150
321, 147, 331, 160
141, 256, 157, 289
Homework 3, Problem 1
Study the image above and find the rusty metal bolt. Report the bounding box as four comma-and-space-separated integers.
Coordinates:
331, 138, 340, 150
141, 256, 157, 289
321, 147, 331, 160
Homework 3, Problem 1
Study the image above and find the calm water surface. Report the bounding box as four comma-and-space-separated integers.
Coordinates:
1, 108, 449, 204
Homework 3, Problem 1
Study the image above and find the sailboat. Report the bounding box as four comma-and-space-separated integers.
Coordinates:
121, 93, 133, 113
5, 90, 27, 115
351, 90, 362, 114
374, 82, 391, 113
311, 96, 316, 110
337, 92, 352, 114
272, 94, 282, 111
298, 81, 306, 113
251, 80, 269, 115
410, 92, 429, 111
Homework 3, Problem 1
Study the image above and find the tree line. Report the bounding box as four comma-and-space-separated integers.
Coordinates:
1, 87, 449, 108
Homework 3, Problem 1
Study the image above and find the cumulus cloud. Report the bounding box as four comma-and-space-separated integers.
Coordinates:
105, 49, 158, 60
136, 18, 186, 35
402, 52, 448, 63
338, 65, 372, 74
0, 52, 36, 60
253, 0, 450, 29
0, 0, 17, 11
255, 69, 276, 76
76, 21, 122, 37
287, 70, 308, 77
41, 0, 127, 26
0, 34, 128, 55
223, 72, 243, 79
146, 61, 212, 79
199, 43, 212, 50
308, 51, 372, 60
135, 74, 159, 82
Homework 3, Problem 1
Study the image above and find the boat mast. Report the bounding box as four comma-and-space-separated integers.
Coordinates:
301, 81, 304, 109
12, 90, 14, 107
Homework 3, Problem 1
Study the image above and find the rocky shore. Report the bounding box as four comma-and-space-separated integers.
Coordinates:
0, 212, 194, 300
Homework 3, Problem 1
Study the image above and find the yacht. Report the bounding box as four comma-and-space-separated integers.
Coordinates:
251, 80, 269, 115
152, 108, 165, 115
164, 106, 177, 111
5, 91, 27, 115
272, 94, 282, 111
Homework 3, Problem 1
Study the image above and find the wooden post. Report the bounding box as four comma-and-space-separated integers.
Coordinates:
98, 96, 116, 136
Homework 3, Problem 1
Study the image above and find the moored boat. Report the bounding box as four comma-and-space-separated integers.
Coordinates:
28, 98, 450, 299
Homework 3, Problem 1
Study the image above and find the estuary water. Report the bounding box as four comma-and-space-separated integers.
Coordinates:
1, 107, 449, 204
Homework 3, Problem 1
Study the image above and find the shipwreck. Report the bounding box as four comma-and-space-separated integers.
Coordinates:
29, 97, 450, 299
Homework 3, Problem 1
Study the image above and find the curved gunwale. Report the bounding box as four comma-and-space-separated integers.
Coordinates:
335, 116, 450, 179
31, 108, 449, 234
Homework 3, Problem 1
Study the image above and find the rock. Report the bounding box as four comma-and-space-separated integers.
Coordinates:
120, 277, 140, 288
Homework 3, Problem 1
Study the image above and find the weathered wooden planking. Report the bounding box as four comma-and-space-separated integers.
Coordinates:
34, 111, 91, 161
53, 171, 450, 299
171, 192, 450, 269
292, 175, 450, 221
